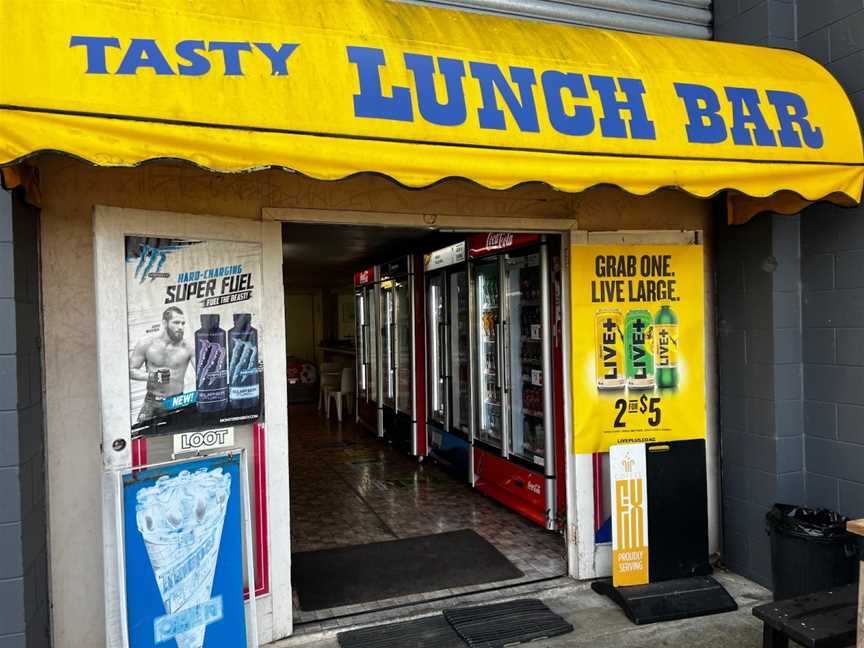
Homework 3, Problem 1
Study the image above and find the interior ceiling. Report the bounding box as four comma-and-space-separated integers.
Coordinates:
282, 222, 463, 290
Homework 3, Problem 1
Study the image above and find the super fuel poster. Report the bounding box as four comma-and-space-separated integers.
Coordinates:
125, 236, 263, 439
571, 245, 706, 454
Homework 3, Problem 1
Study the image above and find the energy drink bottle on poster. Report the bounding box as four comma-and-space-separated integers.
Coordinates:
196, 314, 228, 412
594, 309, 625, 391
654, 305, 679, 388
624, 309, 655, 389
228, 313, 260, 410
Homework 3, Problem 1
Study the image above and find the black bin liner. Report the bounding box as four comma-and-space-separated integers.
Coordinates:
766, 504, 860, 601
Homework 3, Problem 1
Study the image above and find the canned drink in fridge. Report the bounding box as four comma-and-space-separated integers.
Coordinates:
594, 309, 625, 391
624, 309, 655, 389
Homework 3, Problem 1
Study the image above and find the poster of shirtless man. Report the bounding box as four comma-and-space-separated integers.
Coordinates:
129, 306, 195, 422
125, 235, 263, 438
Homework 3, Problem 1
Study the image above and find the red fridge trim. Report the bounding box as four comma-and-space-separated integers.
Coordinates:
552, 251, 567, 523
247, 422, 270, 598
468, 232, 541, 258
593, 453, 604, 532
354, 265, 376, 287
474, 447, 546, 528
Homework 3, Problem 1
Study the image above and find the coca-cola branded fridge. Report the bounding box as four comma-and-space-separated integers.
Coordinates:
424, 241, 473, 481
354, 265, 383, 436
379, 256, 426, 457
470, 233, 565, 530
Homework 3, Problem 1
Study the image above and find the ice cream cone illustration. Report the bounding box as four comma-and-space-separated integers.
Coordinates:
136, 467, 231, 648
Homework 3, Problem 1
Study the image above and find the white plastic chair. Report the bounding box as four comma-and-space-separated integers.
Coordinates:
318, 362, 341, 411
326, 367, 356, 422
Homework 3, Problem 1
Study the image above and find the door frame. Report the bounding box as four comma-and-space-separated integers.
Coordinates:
93, 207, 290, 645
266, 206, 588, 583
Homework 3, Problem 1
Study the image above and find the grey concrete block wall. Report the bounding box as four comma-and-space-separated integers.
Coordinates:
717, 211, 804, 587
0, 191, 48, 648
801, 202, 864, 518
714, 0, 864, 589
714, 0, 797, 50
795, 0, 864, 521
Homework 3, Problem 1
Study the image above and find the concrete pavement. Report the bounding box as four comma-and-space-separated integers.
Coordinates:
271, 570, 771, 647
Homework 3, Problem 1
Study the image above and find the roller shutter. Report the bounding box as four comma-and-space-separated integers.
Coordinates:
395, 0, 712, 39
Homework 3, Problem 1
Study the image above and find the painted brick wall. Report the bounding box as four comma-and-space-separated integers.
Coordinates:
0, 191, 48, 648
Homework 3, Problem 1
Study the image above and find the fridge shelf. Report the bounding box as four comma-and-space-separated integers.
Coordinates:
523, 409, 544, 418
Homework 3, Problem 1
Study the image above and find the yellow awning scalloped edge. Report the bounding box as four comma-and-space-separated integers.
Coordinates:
0, 0, 862, 223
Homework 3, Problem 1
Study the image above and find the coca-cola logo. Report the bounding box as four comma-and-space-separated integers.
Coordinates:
486, 232, 514, 248
527, 480, 542, 495
358, 270, 370, 284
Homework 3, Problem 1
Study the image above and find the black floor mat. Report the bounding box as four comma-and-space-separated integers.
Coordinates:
443, 598, 574, 648
591, 575, 738, 625
292, 529, 523, 611
337, 615, 464, 648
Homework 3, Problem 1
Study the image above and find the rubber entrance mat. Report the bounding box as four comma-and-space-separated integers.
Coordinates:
591, 575, 738, 625
444, 599, 574, 648
338, 599, 573, 648
292, 529, 523, 611
337, 615, 464, 648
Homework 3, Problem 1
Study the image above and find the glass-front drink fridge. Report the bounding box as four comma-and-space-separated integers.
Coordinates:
379, 256, 426, 458
354, 265, 382, 436
424, 241, 472, 481
469, 233, 564, 530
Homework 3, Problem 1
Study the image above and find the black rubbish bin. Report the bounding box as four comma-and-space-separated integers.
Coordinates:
766, 503, 860, 600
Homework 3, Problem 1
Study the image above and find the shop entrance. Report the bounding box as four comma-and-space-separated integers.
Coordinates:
280, 220, 571, 626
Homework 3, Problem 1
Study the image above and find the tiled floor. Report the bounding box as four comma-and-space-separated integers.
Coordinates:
288, 403, 567, 625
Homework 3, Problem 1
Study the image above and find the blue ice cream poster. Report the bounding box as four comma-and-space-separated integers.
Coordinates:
123, 454, 247, 648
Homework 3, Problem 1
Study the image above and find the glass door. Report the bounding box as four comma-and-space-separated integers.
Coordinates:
427, 271, 446, 425
475, 258, 503, 449
395, 276, 414, 415
368, 286, 379, 405
382, 282, 396, 408
449, 268, 470, 435
355, 290, 368, 400
506, 250, 546, 467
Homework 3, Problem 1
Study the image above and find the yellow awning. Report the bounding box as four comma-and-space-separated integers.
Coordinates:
1, 0, 862, 222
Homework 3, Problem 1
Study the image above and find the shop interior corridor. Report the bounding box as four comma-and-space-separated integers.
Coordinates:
288, 403, 567, 625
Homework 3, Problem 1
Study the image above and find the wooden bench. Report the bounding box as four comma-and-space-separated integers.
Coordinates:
753, 584, 858, 648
